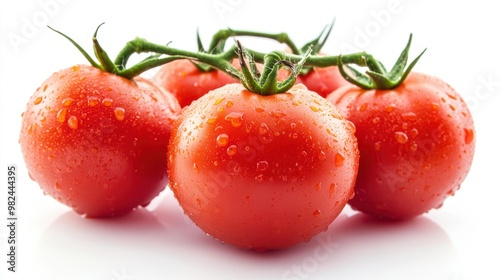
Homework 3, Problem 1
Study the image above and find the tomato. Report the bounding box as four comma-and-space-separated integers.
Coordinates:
154, 59, 239, 107
296, 65, 350, 97
327, 72, 475, 220
19, 64, 181, 218
168, 83, 359, 250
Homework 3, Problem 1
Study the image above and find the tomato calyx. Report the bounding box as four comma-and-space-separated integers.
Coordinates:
229, 40, 311, 95
337, 34, 427, 90
49, 23, 184, 79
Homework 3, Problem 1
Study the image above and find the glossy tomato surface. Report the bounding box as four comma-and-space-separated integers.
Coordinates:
168, 83, 359, 250
327, 72, 475, 219
297, 65, 350, 97
154, 59, 239, 107
20, 65, 181, 217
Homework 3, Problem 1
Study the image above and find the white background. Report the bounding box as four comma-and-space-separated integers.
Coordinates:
1, 0, 499, 279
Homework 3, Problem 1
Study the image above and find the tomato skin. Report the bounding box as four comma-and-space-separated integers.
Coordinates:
327, 72, 475, 220
154, 59, 239, 107
20, 65, 181, 218
296, 55, 350, 97
168, 83, 359, 250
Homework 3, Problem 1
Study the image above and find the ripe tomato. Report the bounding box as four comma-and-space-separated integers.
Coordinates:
154, 59, 238, 107
168, 83, 359, 250
327, 72, 475, 220
20, 64, 181, 218
296, 65, 350, 97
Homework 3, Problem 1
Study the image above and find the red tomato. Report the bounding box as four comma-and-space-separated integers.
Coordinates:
154, 59, 239, 107
20, 65, 181, 218
296, 58, 350, 97
327, 72, 475, 220
168, 83, 359, 250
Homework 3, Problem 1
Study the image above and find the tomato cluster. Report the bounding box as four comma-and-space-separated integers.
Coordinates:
19, 24, 475, 251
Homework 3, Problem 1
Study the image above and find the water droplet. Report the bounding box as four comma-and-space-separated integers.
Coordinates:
372, 117, 380, 124
54, 181, 61, 191
313, 209, 321, 217
224, 112, 244, 128
401, 112, 417, 121
259, 123, 270, 135
88, 96, 99, 107
206, 117, 217, 125
329, 183, 336, 196
255, 174, 264, 182
358, 103, 368, 112
114, 107, 125, 121
335, 153, 345, 167
67, 116, 78, 129
310, 106, 320, 112
256, 161, 268, 171
226, 145, 238, 156
214, 98, 225, 105
464, 128, 474, 144
216, 134, 229, 147
346, 120, 356, 133
34, 96, 43, 105
410, 143, 418, 152
102, 98, 113, 107
270, 111, 286, 118
394, 131, 408, 144
318, 150, 326, 160
409, 128, 419, 138
62, 98, 74, 107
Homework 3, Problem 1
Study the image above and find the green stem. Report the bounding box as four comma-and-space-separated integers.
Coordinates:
207, 29, 301, 55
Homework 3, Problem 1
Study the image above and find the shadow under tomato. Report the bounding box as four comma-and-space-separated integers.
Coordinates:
34, 207, 172, 280
34, 192, 460, 280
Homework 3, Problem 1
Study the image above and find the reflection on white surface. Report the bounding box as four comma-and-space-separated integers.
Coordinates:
33, 192, 458, 280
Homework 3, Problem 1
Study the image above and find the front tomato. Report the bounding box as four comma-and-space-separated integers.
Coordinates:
168, 83, 359, 250
20, 65, 181, 217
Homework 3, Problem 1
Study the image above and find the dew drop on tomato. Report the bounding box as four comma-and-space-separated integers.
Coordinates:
226, 145, 238, 156
216, 134, 229, 147
394, 131, 408, 144
113, 107, 125, 121
102, 98, 113, 107
67, 116, 78, 130
256, 161, 268, 171
464, 128, 474, 144
88, 96, 99, 107
224, 112, 244, 128
34, 96, 43, 105
335, 153, 345, 167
